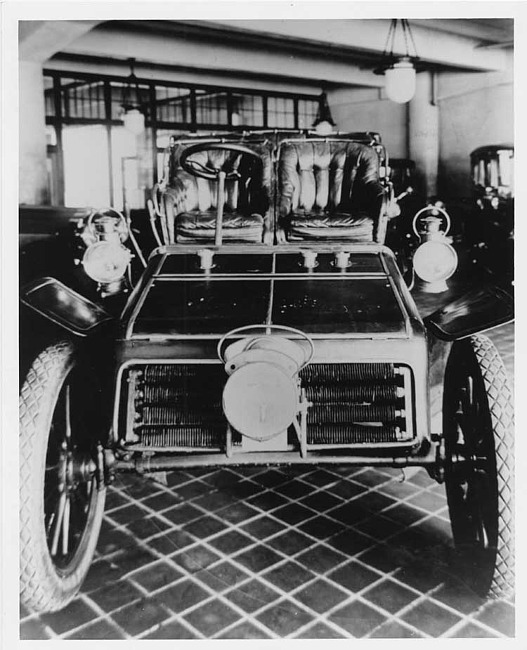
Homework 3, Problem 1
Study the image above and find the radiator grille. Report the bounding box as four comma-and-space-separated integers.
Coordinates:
124, 361, 414, 450
128, 364, 233, 449
299, 363, 413, 445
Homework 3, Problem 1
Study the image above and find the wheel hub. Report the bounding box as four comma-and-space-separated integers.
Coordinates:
59, 449, 97, 491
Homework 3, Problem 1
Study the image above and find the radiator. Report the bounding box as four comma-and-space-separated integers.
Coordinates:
124, 362, 414, 450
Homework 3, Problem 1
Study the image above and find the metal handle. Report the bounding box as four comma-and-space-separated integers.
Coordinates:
87, 207, 128, 236
217, 324, 314, 370
412, 205, 451, 237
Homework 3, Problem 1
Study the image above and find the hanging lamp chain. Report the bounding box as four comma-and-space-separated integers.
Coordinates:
375, 18, 419, 74
122, 57, 143, 113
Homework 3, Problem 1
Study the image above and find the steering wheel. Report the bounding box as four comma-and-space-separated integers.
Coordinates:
412, 205, 451, 238
179, 142, 262, 181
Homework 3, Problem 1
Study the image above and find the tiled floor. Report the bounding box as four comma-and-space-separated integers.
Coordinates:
20, 322, 515, 640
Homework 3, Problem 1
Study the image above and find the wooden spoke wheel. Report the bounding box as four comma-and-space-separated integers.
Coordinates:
443, 334, 514, 599
20, 341, 106, 613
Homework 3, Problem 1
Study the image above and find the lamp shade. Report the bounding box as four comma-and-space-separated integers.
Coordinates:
385, 58, 416, 104
314, 120, 334, 136
123, 109, 145, 135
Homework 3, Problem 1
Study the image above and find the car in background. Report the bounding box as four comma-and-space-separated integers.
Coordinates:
465, 144, 514, 285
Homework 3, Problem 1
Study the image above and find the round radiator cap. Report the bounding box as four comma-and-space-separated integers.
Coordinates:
223, 361, 298, 439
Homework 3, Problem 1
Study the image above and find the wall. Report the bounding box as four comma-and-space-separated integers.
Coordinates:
329, 88, 407, 158
437, 49, 513, 199
19, 61, 49, 204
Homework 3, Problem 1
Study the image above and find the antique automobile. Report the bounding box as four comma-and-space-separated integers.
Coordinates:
19, 131, 514, 614
465, 144, 514, 283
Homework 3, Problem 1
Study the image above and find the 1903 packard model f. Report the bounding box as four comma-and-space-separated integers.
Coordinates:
19, 130, 514, 614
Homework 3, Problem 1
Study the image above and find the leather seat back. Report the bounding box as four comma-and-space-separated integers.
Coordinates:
169, 148, 262, 214
278, 140, 384, 218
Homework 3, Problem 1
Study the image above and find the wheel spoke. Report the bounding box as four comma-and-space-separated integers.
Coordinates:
62, 496, 71, 556
65, 384, 72, 443
50, 492, 66, 556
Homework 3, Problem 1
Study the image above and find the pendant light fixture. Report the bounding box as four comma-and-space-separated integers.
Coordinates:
374, 19, 419, 104
121, 58, 145, 135
312, 91, 336, 135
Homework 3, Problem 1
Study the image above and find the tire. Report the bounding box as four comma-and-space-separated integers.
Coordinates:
20, 341, 106, 613
443, 334, 514, 599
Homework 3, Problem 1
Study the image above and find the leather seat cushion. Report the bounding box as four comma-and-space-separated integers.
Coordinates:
177, 210, 264, 242
289, 212, 374, 241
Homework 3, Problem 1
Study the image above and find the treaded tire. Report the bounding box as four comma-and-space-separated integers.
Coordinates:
443, 334, 514, 600
20, 341, 106, 613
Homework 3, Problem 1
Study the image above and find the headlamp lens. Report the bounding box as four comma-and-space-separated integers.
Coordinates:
413, 241, 458, 282
82, 241, 130, 283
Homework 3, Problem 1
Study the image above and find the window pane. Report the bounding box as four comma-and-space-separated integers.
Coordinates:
155, 86, 192, 123
111, 126, 141, 210
233, 93, 264, 127
498, 150, 513, 189
44, 76, 55, 118
60, 77, 106, 120
297, 98, 318, 129
63, 125, 110, 207
195, 90, 228, 125
267, 97, 295, 128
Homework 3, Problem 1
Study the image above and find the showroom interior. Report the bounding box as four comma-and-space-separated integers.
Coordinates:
17, 17, 514, 640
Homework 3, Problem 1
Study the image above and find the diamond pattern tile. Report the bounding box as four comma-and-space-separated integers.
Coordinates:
183, 598, 240, 636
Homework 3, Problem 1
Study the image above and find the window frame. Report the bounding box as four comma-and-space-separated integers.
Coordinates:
43, 69, 320, 206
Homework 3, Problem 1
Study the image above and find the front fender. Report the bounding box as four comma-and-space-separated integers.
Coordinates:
20, 277, 114, 337
424, 285, 513, 341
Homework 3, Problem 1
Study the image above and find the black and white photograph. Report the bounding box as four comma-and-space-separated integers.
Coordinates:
1, 1, 522, 644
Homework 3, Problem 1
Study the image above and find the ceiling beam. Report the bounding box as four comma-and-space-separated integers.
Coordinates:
19, 20, 101, 62
187, 19, 509, 72
61, 22, 385, 89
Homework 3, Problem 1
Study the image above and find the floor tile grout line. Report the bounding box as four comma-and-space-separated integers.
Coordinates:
106, 466, 443, 557
56, 592, 133, 640
285, 579, 431, 640
440, 614, 505, 639
99, 508, 309, 641
289, 562, 442, 639
284, 572, 403, 639
20, 619, 60, 640
138, 615, 206, 641
138, 565, 286, 640
351, 559, 511, 638
359, 580, 503, 640
422, 585, 511, 639
26, 470, 426, 624
121, 561, 279, 640
93, 470, 461, 637
217, 546, 412, 638
26, 466, 511, 639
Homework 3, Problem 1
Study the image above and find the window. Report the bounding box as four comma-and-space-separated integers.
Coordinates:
267, 97, 295, 128
44, 69, 319, 207
62, 125, 110, 207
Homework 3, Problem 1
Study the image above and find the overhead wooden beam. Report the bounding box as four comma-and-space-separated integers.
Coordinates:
19, 20, 101, 62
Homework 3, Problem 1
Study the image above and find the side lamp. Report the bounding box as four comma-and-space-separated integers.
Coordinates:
411, 204, 458, 293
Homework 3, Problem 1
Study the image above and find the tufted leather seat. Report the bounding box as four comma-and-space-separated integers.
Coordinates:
155, 144, 272, 244
277, 140, 387, 242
